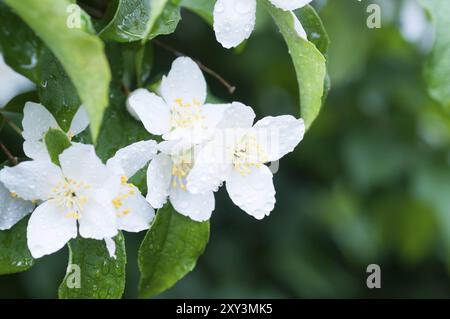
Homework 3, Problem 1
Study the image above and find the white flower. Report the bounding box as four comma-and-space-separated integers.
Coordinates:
0, 53, 35, 107
213, 0, 312, 49
187, 103, 305, 219
126, 57, 229, 146
146, 141, 215, 222
0, 144, 119, 258
22, 102, 89, 161
106, 140, 158, 233
0, 181, 34, 231
102, 140, 158, 257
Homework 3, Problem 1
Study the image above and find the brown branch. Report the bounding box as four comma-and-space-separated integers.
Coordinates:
0, 141, 18, 166
152, 39, 236, 95
0, 112, 23, 136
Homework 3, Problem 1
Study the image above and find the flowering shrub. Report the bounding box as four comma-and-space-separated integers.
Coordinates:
0, 0, 447, 299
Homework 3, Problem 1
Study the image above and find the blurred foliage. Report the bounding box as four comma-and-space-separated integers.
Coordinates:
1, 0, 450, 298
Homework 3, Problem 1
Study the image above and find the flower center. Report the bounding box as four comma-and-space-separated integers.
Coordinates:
170, 98, 205, 130
49, 178, 91, 219
232, 134, 268, 176
171, 151, 194, 190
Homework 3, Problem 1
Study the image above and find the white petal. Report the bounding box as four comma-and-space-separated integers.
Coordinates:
217, 102, 255, 129
106, 140, 158, 178
253, 116, 305, 162
170, 187, 215, 222
213, 0, 257, 49
202, 103, 231, 129
161, 57, 207, 107
22, 102, 58, 141
127, 89, 170, 135
59, 144, 110, 189
0, 182, 34, 230
292, 12, 308, 40
115, 186, 155, 232
68, 105, 89, 137
187, 140, 233, 194
27, 200, 77, 259
104, 237, 117, 259
269, 0, 313, 11
23, 140, 50, 161
78, 196, 118, 240
226, 165, 276, 219
146, 153, 172, 209
0, 161, 63, 201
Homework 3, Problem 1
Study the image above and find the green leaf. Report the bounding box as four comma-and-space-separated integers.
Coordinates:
38, 49, 82, 132
180, 0, 214, 25
0, 217, 34, 275
0, 3, 43, 83
99, 0, 181, 43
58, 233, 126, 299
419, 0, 450, 110
296, 5, 330, 56
138, 204, 210, 298
3, 0, 111, 141
44, 129, 71, 166
259, 0, 327, 130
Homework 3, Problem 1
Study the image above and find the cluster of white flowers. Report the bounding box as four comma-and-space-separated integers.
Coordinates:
213, 0, 313, 49
0, 55, 304, 259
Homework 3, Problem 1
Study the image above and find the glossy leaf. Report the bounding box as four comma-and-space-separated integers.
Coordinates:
0, 3, 43, 83
100, 0, 181, 43
3, 0, 111, 141
0, 217, 34, 275
260, 0, 327, 130
138, 204, 210, 298
58, 233, 127, 299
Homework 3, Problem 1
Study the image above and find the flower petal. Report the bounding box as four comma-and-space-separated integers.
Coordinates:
27, 200, 77, 259
226, 165, 276, 219
0, 54, 35, 107
78, 195, 118, 240
253, 116, 305, 162
106, 140, 158, 178
59, 143, 110, 189
213, 0, 257, 49
68, 105, 89, 137
269, 0, 313, 11
0, 161, 63, 201
0, 182, 34, 230
146, 153, 172, 209
202, 103, 231, 129
23, 140, 50, 161
217, 102, 255, 129
170, 187, 215, 222
127, 89, 170, 135
161, 57, 207, 107
22, 102, 58, 141
116, 186, 155, 232
187, 140, 233, 194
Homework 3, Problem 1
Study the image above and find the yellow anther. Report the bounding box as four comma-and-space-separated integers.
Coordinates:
112, 198, 123, 208
121, 176, 128, 185
123, 209, 130, 215
10, 192, 18, 198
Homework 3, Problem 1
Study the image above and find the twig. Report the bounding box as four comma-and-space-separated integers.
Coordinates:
0, 112, 23, 136
152, 39, 236, 95
0, 141, 18, 166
